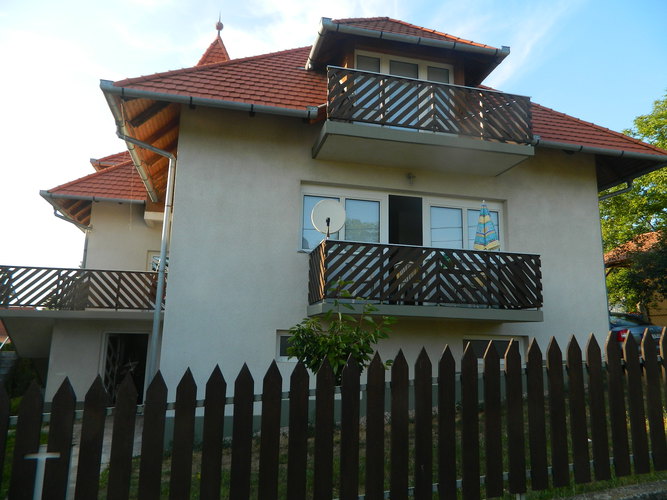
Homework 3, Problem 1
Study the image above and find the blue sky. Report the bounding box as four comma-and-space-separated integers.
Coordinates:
0, 0, 665, 267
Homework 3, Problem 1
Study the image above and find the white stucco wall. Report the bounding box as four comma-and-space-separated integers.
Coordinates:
45, 318, 152, 400
85, 202, 162, 271
158, 106, 609, 395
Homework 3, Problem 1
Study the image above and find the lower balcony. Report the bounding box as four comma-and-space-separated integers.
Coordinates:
0, 265, 164, 311
307, 240, 543, 322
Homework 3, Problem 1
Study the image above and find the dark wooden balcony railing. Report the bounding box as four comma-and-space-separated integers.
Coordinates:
327, 66, 532, 144
0, 265, 165, 311
309, 240, 542, 310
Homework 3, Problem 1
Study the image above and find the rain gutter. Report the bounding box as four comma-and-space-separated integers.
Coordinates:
306, 17, 510, 70
100, 80, 320, 121
39, 191, 144, 205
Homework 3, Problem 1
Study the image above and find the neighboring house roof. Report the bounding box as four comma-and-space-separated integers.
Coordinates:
41, 155, 145, 228
604, 232, 661, 267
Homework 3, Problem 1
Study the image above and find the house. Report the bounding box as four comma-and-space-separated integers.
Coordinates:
2, 17, 667, 400
605, 231, 667, 326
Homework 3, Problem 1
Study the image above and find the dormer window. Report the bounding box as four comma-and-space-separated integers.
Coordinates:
355, 50, 452, 84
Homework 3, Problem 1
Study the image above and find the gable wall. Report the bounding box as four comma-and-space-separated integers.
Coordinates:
85, 202, 162, 271
158, 106, 608, 395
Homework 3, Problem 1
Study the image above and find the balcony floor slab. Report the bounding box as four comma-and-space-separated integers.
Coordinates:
312, 120, 534, 175
307, 301, 543, 322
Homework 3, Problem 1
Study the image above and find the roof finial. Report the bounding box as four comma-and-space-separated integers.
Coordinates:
216, 13, 223, 34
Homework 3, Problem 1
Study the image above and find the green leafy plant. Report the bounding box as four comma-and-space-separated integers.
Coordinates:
287, 280, 395, 383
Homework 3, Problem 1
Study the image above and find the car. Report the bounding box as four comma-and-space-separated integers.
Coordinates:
609, 312, 663, 349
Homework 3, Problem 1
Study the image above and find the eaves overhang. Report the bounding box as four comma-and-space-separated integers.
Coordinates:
532, 137, 667, 191
307, 17, 510, 85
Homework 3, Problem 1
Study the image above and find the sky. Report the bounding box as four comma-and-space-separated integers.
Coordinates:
0, 0, 665, 268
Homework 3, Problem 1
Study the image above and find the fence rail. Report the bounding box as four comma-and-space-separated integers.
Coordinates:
327, 66, 533, 144
309, 240, 543, 310
0, 265, 165, 311
4, 332, 667, 499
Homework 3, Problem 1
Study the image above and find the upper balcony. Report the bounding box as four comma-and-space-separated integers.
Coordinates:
0, 265, 164, 311
307, 240, 543, 322
313, 67, 535, 175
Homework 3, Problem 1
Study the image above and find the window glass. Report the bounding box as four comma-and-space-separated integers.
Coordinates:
390, 60, 419, 78
302, 195, 339, 249
357, 55, 380, 72
467, 210, 500, 249
427, 66, 450, 83
279, 335, 291, 358
345, 199, 380, 242
430, 207, 463, 249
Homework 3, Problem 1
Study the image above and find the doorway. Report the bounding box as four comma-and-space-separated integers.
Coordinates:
103, 333, 148, 403
389, 195, 423, 246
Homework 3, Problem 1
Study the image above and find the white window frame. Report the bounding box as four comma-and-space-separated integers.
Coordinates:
301, 186, 504, 252
276, 331, 294, 362
300, 186, 387, 250
423, 197, 503, 250
355, 50, 453, 83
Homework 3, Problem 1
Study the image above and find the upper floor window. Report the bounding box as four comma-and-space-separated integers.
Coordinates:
302, 192, 380, 250
302, 187, 502, 251
355, 50, 452, 84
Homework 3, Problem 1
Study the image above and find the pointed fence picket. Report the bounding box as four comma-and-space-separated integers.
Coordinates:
2, 333, 667, 499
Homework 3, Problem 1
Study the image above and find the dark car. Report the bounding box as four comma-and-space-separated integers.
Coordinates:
609, 312, 663, 348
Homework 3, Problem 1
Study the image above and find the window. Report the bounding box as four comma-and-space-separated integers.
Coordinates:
302, 195, 339, 249
430, 207, 463, 249
301, 188, 503, 251
277, 333, 293, 361
428, 201, 501, 250
345, 199, 380, 243
301, 190, 380, 249
355, 50, 453, 83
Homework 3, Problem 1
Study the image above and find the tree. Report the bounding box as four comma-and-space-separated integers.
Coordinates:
287, 280, 394, 383
600, 91, 667, 312
599, 92, 667, 252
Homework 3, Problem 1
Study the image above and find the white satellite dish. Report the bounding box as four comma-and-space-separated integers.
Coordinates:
311, 199, 346, 238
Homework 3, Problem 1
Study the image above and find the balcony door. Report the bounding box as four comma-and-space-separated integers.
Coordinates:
389, 195, 422, 246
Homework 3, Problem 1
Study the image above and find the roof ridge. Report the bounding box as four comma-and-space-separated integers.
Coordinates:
47, 161, 136, 194
332, 16, 492, 49
532, 102, 667, 155
114, 46, 312, 87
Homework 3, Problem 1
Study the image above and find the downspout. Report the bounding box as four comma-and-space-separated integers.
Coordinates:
116, 132, 176, 383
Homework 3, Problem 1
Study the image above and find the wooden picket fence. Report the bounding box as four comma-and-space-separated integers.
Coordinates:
3, 332, 667, 499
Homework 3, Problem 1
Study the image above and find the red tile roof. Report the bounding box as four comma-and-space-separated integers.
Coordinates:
197, 35, 230, 66
604, 231, 661, 266
532, 104, 667, 156
114, 46, 325, 110
47, 157, 145, 201
333, 17, 496, 49
90, 151, 132, 171
112, 47, 666, 159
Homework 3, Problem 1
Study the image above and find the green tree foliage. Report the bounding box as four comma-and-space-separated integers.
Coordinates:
287, 281, 395, 384
600, 92, 667, 311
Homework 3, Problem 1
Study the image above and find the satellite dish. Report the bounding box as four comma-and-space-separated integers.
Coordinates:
311, 199, 346, 238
